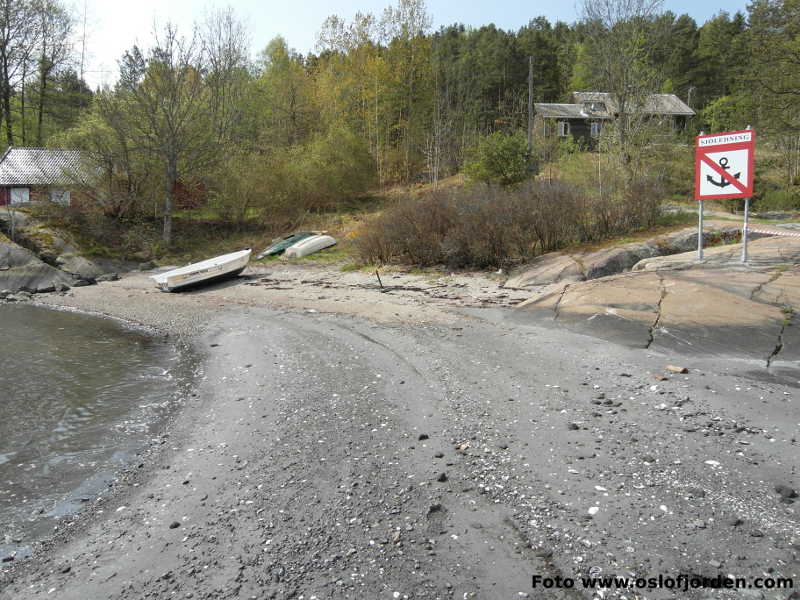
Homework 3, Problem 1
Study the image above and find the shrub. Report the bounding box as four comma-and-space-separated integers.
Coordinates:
756, 188, 800, 211
356, 176, 664, 270
463, 132, 530, 186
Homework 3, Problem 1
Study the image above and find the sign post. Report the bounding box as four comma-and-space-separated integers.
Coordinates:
698, 200, 704, 260
742, 197, 750, 262
695, 129, 755, 262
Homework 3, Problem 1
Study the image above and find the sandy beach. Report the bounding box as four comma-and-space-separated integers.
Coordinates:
1, 264, 799, 599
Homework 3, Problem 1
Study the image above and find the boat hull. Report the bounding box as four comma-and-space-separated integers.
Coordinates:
150, 249, 251, 292
257, 232, 314, 259
161, 265, 247, 292
284, 235, 336, 258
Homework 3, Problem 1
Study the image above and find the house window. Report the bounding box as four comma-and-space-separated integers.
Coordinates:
557, 121, 570, 137
50, 189, 71, 206
584, 102, 607, 114
590, 121, 602, 138
10, 187, 29, 205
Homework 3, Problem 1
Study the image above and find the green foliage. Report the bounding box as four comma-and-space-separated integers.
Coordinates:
463, 132, 529, 186
569, 42, 591, 92
287, 126, 377, 211
756, 188, 800, 212
702, 95, 753, 133
38, 0, 800, 254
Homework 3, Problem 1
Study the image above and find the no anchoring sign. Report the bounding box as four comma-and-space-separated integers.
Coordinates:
695, 129, 755, 200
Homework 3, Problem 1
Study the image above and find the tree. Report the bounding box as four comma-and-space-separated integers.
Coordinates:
34, 0, 73, 145
748, 0, 800, 133
692, 11, 747, 107
201, 7, 250, 147
579, 0, 667, 167
463, 131, 528, 185
256, 37, 314, 147
117, 24, 214, 245
379, 0, 433, 181
0, 0, 39, 145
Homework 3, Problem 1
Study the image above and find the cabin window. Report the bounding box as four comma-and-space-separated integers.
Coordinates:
557, 121, 570, 137
10, 187, 29, 205
590, 121, 602, 138
50, 189, 71, 206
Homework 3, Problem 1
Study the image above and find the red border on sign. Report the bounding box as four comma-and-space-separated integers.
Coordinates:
694, 129, 755, 201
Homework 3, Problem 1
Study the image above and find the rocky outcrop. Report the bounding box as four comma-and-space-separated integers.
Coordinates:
513, 243, 800, 367
0, 210, 111, 281
0, 235, 74, 294
504, 226, 749, 289
633, 235, 800, 271
0, 209, 126, 296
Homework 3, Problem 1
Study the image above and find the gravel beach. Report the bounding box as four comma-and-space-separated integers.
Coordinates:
1, 265, 799, 600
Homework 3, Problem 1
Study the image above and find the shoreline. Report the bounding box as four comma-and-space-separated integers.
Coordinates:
2, 268, 800, 599
0, 301, 201, 568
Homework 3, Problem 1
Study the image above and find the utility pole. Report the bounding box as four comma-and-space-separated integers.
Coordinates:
80, 0, 87, 82
527, 55, 534, 169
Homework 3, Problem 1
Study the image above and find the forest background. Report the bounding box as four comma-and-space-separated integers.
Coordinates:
2, 0, 798, 267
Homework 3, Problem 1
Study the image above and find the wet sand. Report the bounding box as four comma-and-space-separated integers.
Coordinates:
1, 266, 799, 600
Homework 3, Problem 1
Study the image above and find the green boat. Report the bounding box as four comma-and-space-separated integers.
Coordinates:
257, 232, 315, 259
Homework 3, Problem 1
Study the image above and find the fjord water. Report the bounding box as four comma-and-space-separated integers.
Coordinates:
0, 304, 185, 557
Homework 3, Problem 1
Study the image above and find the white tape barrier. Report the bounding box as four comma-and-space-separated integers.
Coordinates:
748, 227, 800, 238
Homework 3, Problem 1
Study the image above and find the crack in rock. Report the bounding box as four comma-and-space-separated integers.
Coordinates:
750, 271, 782, 302
646, 274, 667, 349
552, 284, 571, 321
766, 307, 793, 368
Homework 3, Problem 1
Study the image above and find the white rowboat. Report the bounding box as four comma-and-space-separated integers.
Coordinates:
150, 249, 251, 292
283, 235, 336, 259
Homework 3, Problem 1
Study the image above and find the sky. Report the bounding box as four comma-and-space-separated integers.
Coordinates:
79, 0, 750, 88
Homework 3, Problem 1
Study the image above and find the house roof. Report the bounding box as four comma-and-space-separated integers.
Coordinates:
572, 92, 695, 116
0, 147, 85, 186
536, 92, 695, 119
534, 102, 613, 119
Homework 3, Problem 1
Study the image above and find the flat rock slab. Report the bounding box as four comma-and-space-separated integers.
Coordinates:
515, 267, 800, 363
504, 253, 583, 288
653, 271, 785, 359
521, 272, 662, 348
505, 226, 743, 289
634, 235, 800, 271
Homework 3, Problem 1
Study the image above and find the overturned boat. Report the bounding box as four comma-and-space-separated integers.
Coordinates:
283, 235, 336, 259
257, 232, 315, 259
150, 249, 251, 292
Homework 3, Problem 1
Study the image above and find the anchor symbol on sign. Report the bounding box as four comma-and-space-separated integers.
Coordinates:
706, 157, 741, 188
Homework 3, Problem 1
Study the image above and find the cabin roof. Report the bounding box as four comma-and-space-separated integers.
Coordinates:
534, 103, 613, 119
572, 92, 695, 116
536, 92, 695, 119
0, 147, 85, 186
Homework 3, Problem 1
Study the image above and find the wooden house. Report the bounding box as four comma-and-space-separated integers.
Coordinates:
534, 92, 695, 149
0, 147, 86, 207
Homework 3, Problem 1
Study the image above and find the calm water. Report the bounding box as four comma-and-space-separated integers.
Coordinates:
0, 304, 187, 558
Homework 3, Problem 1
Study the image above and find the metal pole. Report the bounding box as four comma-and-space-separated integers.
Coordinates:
697, 130, 705, 261
741, 125, 753, 264
698, 199, 704, 261
741, 197, 750, 263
